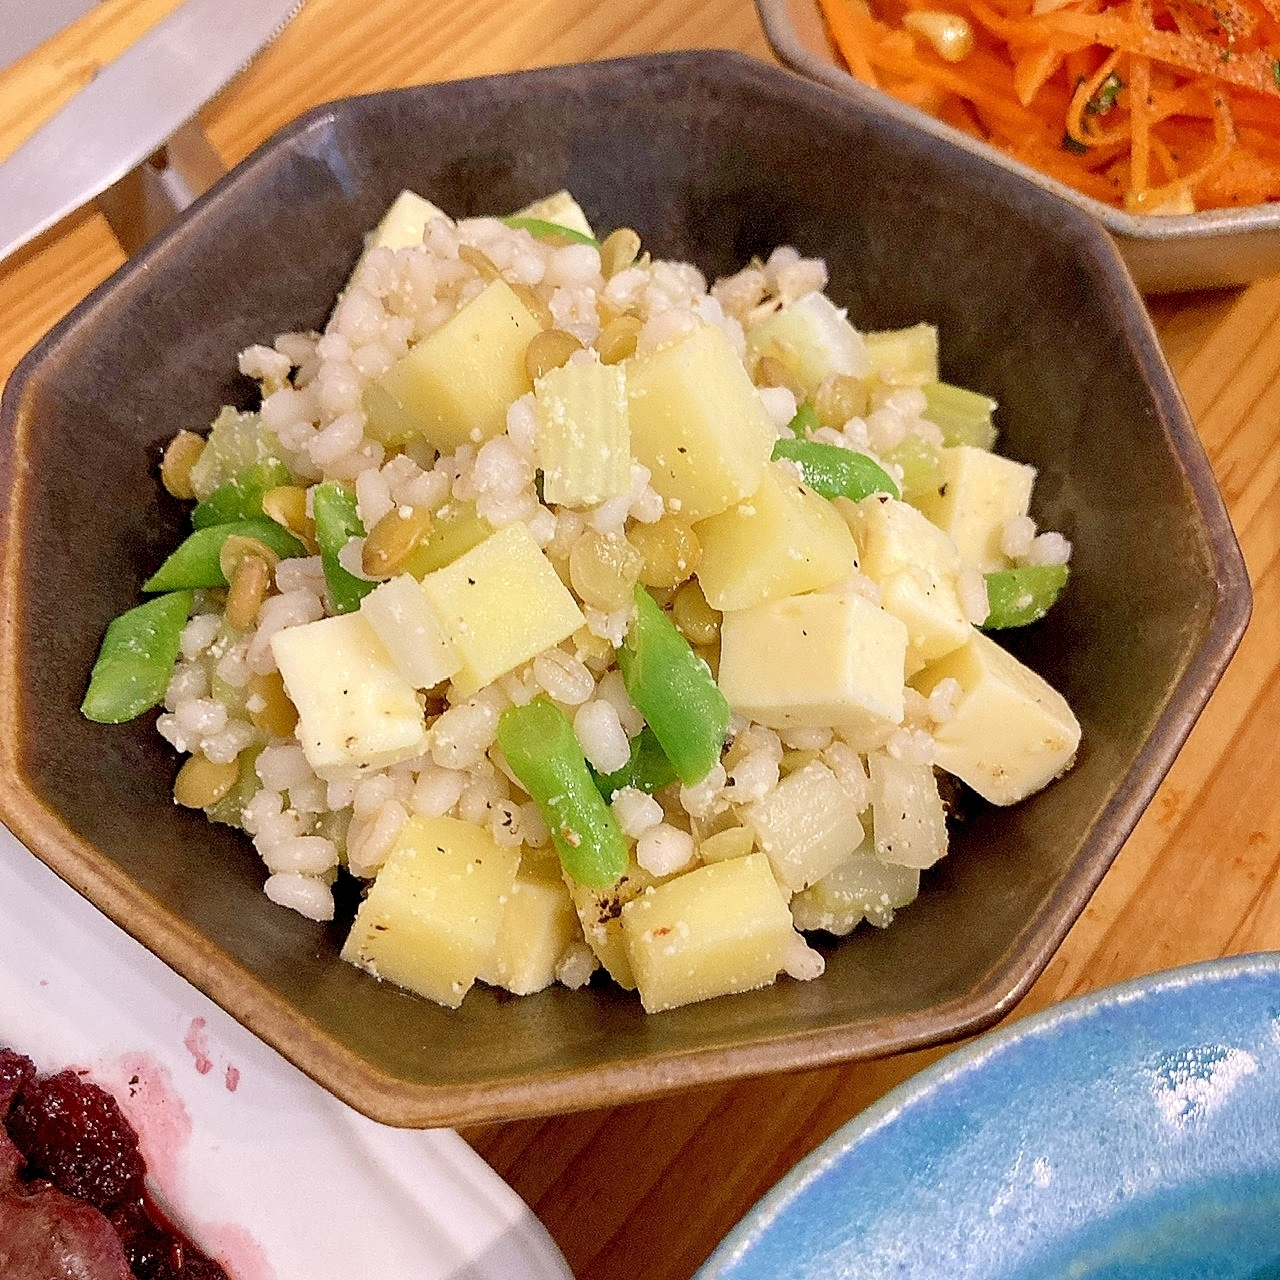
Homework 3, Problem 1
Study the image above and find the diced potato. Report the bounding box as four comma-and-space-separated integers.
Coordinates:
867, 752, 948, 868
535, 358, 631, 506
717, 591, 907, 741
741, 760, 865, 892
697, 823, 756, 865
911, 628, 1081, 804
270, 612, 428, 781
367, 278, 540, 452
359, 573, 460, 690
342, 815, 520, 1008
621, 853, 797, 1012
790, 848, 921, 934
515, 190, 595, 239
477, 866, 584, 996
399, 500, 492, 578
914, 445, 1035, 573
863, 322, 939, 386
694, 461, 858, 611
626, 324, 777, 521
567, 860, 664, 989
745, 291, 870, 394
365, 189, 447, 253
420, 522, 585, 696
853, 496, 970, 672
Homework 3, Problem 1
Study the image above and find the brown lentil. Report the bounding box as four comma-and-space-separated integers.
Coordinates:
598, 227, 642, 279
628, 515, 701, 589
262, 485, 319, 553
161, 431, 206, 501
225, 552, 273, 631
813, 373, 870, 428
173, 752, 240, 809
569, 529, 644, 613
246, 670, 299, 738
525, 328, 583, 382
671, 579, 721, 647
594, 314, 642, 365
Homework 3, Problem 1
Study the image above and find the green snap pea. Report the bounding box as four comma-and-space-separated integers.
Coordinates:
81, 590, 195, 724
141, 518, 306, 592
783, 401, 821, 439
982, 563, 1069, 629
771, 437, 900, 501
592, 725, 679, 800
498, 697, 628, 888
617, 585, 729, 787
312, 481, 375, 615
500, 216, 599, 247
191, 458, 294, 529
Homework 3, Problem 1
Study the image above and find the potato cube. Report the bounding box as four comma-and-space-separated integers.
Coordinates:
341, 815, 521, 1008
535, 358, 631, 506
717, 592, 907, 741
367, 278, 540, 452
745, 291, 869, 395
854, 496, 970, 671
270, 612, 428, 781
694, 461, 858, 611
741, 760, 866, 892
914, 445, 1035, 572
912, 628, 1081, 804
626, 324, 776, 521
868, 752, 948, 868
863, 322, 939, 386
360, 573, 460, 690
621, 853, 796, 1012
477, 867, 583, 996
420, 522, 585, 695
365, 189, 447, 252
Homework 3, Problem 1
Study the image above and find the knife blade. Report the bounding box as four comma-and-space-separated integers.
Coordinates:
0, 0, 305, 263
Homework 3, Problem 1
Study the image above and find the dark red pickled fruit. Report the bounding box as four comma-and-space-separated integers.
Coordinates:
6, 1068, 146, 1211
111, 1195, 228, 1280
0, 1047, 35, 1116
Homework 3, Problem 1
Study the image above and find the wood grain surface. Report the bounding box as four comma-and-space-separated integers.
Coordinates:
2, 3, 1277, 1278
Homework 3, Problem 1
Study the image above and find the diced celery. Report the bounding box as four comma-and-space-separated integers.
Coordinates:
863, 323, 939, 386
535, 358, 631, 506
187, 407, 282, 501
923, 381, 999, 450
399, 501, 492, 578
886, 433, 942, 504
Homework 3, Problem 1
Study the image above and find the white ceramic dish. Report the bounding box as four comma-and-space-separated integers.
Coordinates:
0, 824, 572, 1280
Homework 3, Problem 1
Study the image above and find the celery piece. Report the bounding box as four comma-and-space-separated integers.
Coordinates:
191, 458, 294, 529
535, 358, 631, 506
982, 564, 1069, 629
863, 323, 939, 386
500, 215, 599, 247
81, 590, 194, 723
142, 518, 306, 592
592, 725, 679, 800
498, 698, 628, 888
746, 292, 868, 395
187, 406, 281, 501
923, 381, 999, 450
785, 401, 821, 438
771, 438, 899, 501
617, 585, 729, 786
886, 434, 942, 504
312, 481, 375, 614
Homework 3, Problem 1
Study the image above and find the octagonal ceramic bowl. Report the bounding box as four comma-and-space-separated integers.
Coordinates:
0, 50, 1250, 1127
756, 0, 1280, 294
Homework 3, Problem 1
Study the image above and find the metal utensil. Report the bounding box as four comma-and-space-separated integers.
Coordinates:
0, 0, 304, 263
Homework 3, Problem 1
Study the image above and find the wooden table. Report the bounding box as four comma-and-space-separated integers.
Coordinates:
3, 3, 1278, 1277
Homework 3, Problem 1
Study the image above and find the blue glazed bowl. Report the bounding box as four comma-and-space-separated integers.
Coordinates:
698, 953, 1280, 1279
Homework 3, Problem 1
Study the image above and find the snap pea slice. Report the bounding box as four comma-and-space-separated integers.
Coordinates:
771, 437, 900, 501
81, 590, 195, 724
592, 725, 679, 800
982, 564, 1069, 629
191, 458, 294, 529
498, 697, 628, 888
312, 481, 375, 615
141, 518, 306, 592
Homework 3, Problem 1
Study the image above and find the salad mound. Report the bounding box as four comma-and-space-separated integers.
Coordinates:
83, 191, 1080, 1014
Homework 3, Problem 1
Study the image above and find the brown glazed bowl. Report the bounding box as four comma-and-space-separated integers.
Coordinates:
0, 51, 1250, 1127
756, 0, 1280, 294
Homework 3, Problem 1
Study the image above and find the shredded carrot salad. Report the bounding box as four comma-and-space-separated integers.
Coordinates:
816, 0, 1280, 211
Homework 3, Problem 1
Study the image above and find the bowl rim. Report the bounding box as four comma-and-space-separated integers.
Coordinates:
754, 0, 1280, 245
0, 49, 1254, 1128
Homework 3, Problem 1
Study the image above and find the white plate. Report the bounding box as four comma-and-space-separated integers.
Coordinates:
0, 824, 573, 1280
